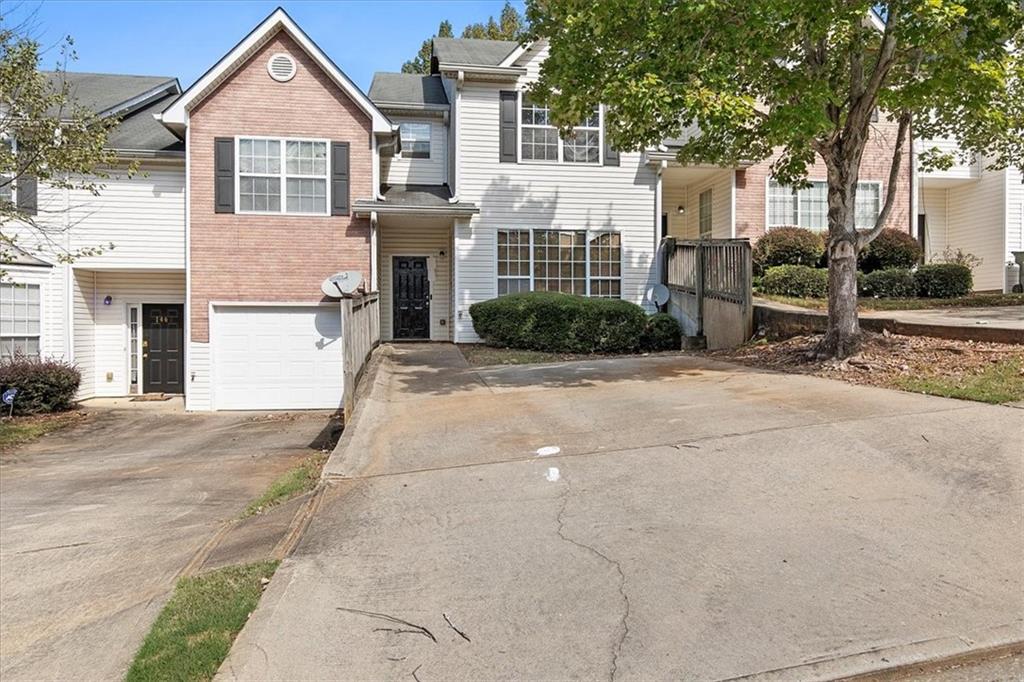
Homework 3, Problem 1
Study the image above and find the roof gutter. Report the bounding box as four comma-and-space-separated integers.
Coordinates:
644, 150, 756, 168
110, 148, 185, 160
353, 202, 479, 217
437, 62, 526, 78
373, 102, 450, 114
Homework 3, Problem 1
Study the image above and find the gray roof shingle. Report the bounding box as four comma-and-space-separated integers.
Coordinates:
369, 73, 448, 107
432, 38, 520, 66
380, 184, 453, 206
41, 71, 182, 153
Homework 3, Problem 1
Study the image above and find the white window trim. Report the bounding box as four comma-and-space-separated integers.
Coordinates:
495, 227, 623, 298
516, 92, 603, 166
234, 135, 331, 217
0, 281, 43, 360
398, 122, 432, 160
765, 177, 883, 231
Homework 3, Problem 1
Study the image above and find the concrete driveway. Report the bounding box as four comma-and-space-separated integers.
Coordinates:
0, 407, 337, 681
222, 344, 1023, 681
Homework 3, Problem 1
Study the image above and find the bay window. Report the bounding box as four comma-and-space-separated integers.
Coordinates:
1, 283, 41, 360
237, 137, 328, 215
496, 229, 622, 298
768, 179, 882, 230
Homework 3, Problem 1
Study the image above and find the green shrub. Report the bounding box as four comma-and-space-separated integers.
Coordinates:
753, 227, 825, 274
861, 268, 917, 298
860, 229, 922, 273
914, 263, 973, 298
469, 291, 648, 353
0, 357, 81, 416
641, 313, 681, 351
760, 265, 829, 298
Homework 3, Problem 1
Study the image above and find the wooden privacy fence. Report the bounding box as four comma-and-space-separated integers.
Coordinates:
341, 291, 380, 415
662, 238, 753, 349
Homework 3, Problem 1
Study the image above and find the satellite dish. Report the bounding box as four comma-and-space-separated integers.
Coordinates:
320, 271, 363, 298
648, 283, 670, 307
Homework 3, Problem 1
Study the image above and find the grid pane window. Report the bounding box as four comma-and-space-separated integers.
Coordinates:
286, 178, 327, 214
1, 283, 41, 360
399, 123, 431, 159
497, 230, 531, 295
769, 179, 882, 231
588, 232, 622, 297
285, 140, 327, 176
239, 176, 281, 212
855, 183, 881, 229
768, 179, 798, 226
798, 182, 827, 230
129, 307, 139, 390
699, 189, 713, 237
239, 138, 280, 174
564, 106, 600, 164
533, 230, 587, 295
521, 97, 559, 161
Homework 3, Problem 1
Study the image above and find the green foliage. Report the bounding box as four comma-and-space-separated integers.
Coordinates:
1, 27, 128, 269
242, 452, 326, 517
860, 268, 917, 298
914, 263, 973, 298
640, 313, 682, 351
402, 3, 527, 74
859, 229, 922, 272
933, 246, 984, 271
896, 357, 1024, 404
126, 561, 279, 682
753, 227, 825, 273
470, 291, 648, 354
0, 357, 80, 416
401, 20, 453, 74
760, 265, 829, 298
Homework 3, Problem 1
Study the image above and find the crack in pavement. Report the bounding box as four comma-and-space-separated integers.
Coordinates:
554, 480, 630, 682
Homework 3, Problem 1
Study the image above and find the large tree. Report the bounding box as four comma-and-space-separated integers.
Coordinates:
402, 3, 528, 74
1, 25, 124, 270
526, 0, 1024, 358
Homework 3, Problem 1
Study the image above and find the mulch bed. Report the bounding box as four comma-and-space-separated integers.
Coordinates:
706, 330, 1024, 391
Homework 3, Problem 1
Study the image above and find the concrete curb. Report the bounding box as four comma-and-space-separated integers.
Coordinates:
754, 303, 1024, 345
322, 345, 388, 479
724, 621, 1024, 681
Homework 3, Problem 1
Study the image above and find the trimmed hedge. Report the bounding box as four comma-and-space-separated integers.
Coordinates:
860, 229, 922, 273
469, 291, 648, 353
914, 263, 973, 298
753, 226, 824, 274
760, 265, 828, 298
0, 357, 81, 416
641, 313, 682, 351
861, 268, 917, 298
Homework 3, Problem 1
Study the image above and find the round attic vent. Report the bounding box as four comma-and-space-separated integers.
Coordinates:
267, 53, 296, 82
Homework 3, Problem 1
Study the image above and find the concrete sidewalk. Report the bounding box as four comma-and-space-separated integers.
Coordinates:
861, 304, 1024, 330
221, 345, 1023, 681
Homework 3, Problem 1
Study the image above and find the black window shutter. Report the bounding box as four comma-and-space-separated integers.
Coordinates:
214, 137, 234, 213
16, 174, 37, 215
603, 141, 620, 167
499, 91, 517, 163
331, 142, 350, 216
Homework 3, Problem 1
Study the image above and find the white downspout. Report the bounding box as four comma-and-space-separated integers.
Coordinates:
370, 210, 379, 291
655, 160, 666, 284
448, 70, 464, 205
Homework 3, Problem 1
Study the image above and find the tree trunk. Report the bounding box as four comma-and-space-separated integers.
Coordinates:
819, 167, 862, 359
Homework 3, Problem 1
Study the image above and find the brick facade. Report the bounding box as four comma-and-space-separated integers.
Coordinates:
188, 31, 372, 342
733, 120, 913, 242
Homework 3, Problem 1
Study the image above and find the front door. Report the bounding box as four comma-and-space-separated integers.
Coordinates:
142, 304, 184, 394
393, 256, 430, 340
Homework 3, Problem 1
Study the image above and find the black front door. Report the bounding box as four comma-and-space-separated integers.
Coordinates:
393, 256, 430, 340
142, 304, 184, 394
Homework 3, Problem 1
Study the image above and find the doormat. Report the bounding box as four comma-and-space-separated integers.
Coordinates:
130, 394, 172, 402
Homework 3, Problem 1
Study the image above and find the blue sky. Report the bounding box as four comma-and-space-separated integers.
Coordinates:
9, 0, 523, 91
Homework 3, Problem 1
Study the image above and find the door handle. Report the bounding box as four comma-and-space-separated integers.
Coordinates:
143, 353, 149, 359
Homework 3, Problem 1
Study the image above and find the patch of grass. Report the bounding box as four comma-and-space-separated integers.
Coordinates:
242, 452, 327, 518
895, 357, 1024, 404
126, 560, 279, 682
757, 292, 1024, 311
0, 411, 86, 452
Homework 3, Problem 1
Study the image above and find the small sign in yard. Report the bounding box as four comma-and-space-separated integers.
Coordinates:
2, 388, 17, 418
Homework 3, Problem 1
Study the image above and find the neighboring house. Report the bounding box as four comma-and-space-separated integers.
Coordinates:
915, 138, 1023, 292
1, 8, 914, 411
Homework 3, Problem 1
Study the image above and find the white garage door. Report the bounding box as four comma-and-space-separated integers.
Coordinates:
212, 305, 343, 410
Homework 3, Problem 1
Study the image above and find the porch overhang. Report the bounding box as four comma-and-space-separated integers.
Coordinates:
354, 184, 479, 218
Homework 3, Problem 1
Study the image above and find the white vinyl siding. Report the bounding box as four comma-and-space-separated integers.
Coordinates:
920, 187, 948, 259
383, 117, 448, 186
663, 170, 733, 240
379, 218, 452, 342
1007, 166, 1023, 255
452, 48, 659, 341
916, 136, 981, 181
768, 179, 880, 230
698, 190, 713, 237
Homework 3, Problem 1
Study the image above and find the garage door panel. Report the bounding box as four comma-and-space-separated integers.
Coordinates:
211, 305, 343, 410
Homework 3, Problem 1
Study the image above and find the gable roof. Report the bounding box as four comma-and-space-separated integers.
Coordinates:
41, 71, 183, 155
369, 73, 448, 108
159, 7, 392, 135
431, 38, 520, 67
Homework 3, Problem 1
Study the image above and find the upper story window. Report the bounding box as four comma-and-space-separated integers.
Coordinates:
563, 107, 600, 164
768, 179, 881, 231
519, 95, 602, 164
699, 189, 713, 238
237, 137, 328, 215
1, 283, 41, 360
399, 123, 431, 159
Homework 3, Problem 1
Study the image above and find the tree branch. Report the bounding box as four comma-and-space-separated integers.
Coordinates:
858, 110, 911, 248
